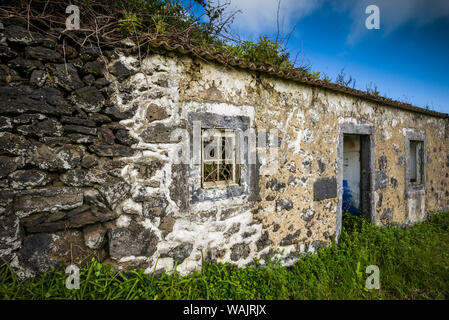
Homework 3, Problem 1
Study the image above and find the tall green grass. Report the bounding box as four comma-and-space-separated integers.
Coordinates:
1, 211, 449, 300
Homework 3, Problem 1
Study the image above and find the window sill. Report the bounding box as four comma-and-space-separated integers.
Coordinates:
201, 183, 240, 190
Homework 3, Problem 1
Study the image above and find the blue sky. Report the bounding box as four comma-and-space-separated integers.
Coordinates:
188, 0, 449, 113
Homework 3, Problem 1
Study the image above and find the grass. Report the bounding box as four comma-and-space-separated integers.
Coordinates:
1, 211, 449, 300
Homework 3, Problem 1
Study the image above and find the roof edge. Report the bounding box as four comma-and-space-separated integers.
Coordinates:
143, 39, 448, 119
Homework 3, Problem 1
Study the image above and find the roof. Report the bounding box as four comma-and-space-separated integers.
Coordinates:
143, 38, 448, 119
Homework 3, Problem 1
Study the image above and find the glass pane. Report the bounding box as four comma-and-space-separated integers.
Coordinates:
203, 163, 218, 182
219, 163, 234, 182
223, 136, 235, 162
203, 137, 219, 161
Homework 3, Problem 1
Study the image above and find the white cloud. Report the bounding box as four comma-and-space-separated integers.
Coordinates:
222, 0, 449, 43
223, 0, 325, 39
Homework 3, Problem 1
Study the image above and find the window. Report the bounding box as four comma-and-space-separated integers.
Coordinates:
188, 111, 251, 204
409, 140, 424, 184
201, 129, 240, 188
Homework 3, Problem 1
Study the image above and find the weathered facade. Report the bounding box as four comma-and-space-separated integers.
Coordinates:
1, 20, 448, 277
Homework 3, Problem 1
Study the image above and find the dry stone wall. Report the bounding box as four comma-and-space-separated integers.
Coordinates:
1, 19, 448, 277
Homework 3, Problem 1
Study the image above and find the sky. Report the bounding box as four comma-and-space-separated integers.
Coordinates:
188, 0, 449, 114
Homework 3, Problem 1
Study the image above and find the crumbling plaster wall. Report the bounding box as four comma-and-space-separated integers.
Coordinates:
174, 52, 449, 255
1, 20, 448, 278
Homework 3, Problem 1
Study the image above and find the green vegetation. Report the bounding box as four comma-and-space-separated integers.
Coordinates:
2, 211, 449, 300
11, 0, 311, 75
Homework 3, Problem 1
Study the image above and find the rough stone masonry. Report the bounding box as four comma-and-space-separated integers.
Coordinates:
0, 19, 448, 277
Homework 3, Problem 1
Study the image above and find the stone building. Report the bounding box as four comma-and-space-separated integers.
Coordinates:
0, 19, 448, 277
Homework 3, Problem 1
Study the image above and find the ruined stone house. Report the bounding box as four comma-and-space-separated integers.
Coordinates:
1, 20, 449, 277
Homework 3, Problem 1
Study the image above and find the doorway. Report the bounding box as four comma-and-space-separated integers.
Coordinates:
343, 134, 361, 215
336, 123, 375, 241
343, 134, 372, 217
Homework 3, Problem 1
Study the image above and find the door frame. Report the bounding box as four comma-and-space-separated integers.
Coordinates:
336, 122, 376, 242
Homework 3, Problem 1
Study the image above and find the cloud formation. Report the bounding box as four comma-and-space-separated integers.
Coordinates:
224, 0, 449, 42
224, 0, 325, 38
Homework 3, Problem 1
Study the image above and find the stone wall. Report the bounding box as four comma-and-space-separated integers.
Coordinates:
1, 19, 448, 277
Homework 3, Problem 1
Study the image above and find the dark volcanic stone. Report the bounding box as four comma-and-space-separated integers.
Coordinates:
5, 25, 42, 46
104, 106, 136, 121
60, 168, 109, 187
18, 233, 62, 274
280, 230, 301, 246
99, 126, 115, 144
313, 177, 337, 201
94, 77, 111, 88
0, 132, 31, 156
108, 220, 158, 260
110, 60, 136, 79
230, 243, 250, 261
69, 86, 105, 112
14, 187, 83, 217
378, 155, 387, 171
256, 231, 272, 251
301, 208, 315, 222
266, 178, 286, 192
0, 86, 73, 115
61, 116, 96, 127
390, 177, 398, 188
275, 199, 293, 212
115, 129, 138, 146
55, 44, 78, 59
9, 169, 50, 189
0, 64, 24, 85
83, 60, 106, 76
163, 243, 194, 265
375, 171, 389, 190
0, 209, 20, 252
89, 113, 111, 123
89, 142, 135, 157
28, 143, 83, 170
139, 123, 182, 144
82, 74, 95, 86
68, 210, 118, 228
81, 154, 98, 168
25, 46, 63, 62
46, 63, 84, 91
64, 124, 97, 136
29, 69, 47, 87
0, 156, 17, 178
17, 119, 63, 137
68, 134, 96, 144
142, 196, 168, 217
97, 176, 131, 209
8, 57, 44, 74
83, 224, 107, 250
13, 113, 46, 125
0, 116, 12, 130
79, 46, 101, 62
0, 45, 18, 59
